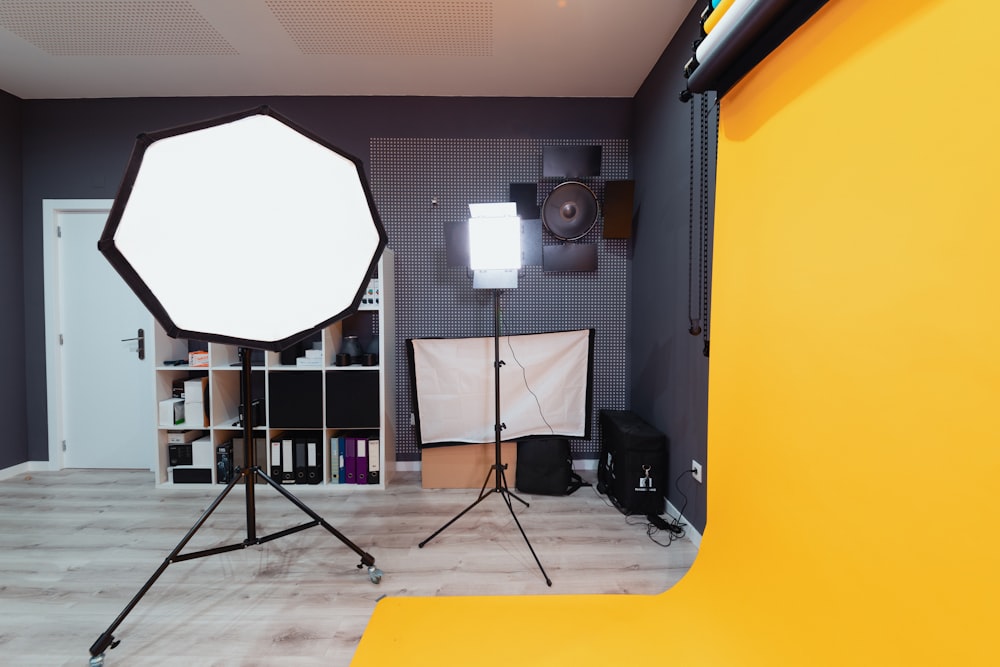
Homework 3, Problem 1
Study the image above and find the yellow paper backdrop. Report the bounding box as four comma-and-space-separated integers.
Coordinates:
353, 1, 1000, 663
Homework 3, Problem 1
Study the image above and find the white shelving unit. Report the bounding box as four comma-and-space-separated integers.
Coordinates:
151, 250, 395, 490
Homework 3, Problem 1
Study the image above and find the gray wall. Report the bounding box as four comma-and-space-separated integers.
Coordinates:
630, 4, 714, 533
0, 89, 26, 470
17, 96, 631, 463
6, 10, 715, 535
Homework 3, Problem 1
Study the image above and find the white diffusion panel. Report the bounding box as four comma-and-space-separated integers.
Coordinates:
411, 329, 591, 446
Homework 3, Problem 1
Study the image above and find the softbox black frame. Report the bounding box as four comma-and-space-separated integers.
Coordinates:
98, 104, 388, 352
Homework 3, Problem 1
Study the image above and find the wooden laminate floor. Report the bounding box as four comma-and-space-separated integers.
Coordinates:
0, 469, 696, 666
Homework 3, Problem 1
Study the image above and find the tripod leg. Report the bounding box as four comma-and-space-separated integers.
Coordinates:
499, 487, 553, 587
499, 465, 528, 507
418, 492, 492, 548
418, 467, 495, 548
255, 469, 382, 582
89, 470, 245, 659
498, 465, 551, 586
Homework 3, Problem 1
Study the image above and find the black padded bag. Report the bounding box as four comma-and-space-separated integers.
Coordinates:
515, 438, 588, 495
598, 410, 668, 515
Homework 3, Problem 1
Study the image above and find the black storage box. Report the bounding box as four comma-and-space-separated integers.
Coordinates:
598, 410, 668, 515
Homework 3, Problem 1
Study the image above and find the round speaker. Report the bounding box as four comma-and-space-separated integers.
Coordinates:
541, 181, 599, 241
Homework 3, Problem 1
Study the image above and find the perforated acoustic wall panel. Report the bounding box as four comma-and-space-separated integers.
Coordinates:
371, 138, 630, 461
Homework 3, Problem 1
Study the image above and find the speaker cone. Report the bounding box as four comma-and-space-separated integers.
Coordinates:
542, 181, 599, 241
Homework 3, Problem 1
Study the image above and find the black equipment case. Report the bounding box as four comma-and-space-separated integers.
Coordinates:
598, 410, 668, 515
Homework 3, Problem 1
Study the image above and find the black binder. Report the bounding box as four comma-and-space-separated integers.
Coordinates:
294, 439, 308, 484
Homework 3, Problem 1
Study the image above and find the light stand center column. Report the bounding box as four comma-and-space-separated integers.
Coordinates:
417, 202, 551, 586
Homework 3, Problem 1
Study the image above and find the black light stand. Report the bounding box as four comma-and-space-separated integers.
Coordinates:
88, 348, 381, 666
418, 290, 552, 586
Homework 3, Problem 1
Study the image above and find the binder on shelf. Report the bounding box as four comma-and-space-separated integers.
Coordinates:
355, 437, 368, 485
329, 435, 338, 483
367, 438, 380, 485
344, 437, 357, 483
306, 436, 321, 484
336, 436, 346, 484
281, 438, 295, 483
270, 437, 283, 480
294, 439, 308, 484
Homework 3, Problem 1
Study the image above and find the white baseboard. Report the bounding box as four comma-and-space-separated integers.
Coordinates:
399, 459, 597, 473
667, 499, 702, 549
400, 457, 702, 547
0, 461, 55, 481
5, 457, 704, 546
577, 459, 701, 547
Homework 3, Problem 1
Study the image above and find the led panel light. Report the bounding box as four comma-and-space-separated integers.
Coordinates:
468, 202, 521, 289
469, 215, 521, 271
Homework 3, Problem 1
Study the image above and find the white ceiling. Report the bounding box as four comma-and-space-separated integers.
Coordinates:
0, 0, 694, 100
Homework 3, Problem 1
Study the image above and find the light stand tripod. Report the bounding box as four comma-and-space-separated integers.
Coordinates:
418, 290, 552, 586
88, 348, 381, 667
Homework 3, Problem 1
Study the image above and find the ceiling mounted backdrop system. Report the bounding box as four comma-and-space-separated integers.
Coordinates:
99, 105, 387, 351
681, 0, 830, 99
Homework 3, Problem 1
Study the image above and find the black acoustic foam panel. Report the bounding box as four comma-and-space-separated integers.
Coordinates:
603, 180, 635, 239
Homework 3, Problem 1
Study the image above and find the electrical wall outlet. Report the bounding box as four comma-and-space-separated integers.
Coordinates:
691, 459, 703, 483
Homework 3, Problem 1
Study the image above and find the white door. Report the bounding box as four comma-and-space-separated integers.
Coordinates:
44, 201, 154, 469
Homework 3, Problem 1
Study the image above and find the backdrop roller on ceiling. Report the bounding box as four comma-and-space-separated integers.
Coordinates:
541, 181, 599, 241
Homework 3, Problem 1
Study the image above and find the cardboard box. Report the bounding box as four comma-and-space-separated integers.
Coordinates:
166, 430, 203, 444
183, 401, 209, 427
182, 377, 209, 426
183, 377, 208, 401
159, 398, 184, 426
421, 442, 517, 489
191, 436, 214, 468
188, 350, 209, 367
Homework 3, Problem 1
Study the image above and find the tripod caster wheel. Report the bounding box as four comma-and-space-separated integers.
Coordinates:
89, 654, 106, 667
367, 566, 383, 584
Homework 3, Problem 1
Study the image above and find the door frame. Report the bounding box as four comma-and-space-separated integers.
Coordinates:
42, 199, 115, 469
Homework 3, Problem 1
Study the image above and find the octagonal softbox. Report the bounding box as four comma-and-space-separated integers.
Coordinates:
99, 106, 387, 351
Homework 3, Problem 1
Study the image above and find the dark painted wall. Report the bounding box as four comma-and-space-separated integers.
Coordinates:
0, 89, 27, 470
18, 96, 631, 463
631, 4, 715, 533
10, 19, 716, 537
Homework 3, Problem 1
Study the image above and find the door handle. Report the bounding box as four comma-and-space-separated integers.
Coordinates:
121, 328, 145, 360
